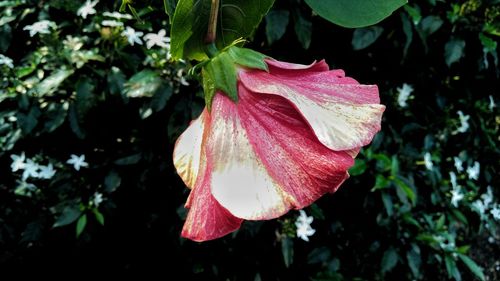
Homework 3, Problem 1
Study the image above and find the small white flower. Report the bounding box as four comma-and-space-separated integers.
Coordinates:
472, 200, 486, 217
22, 159, 40, 180
177, 69, 189, 86
103, 11, 133, 20
396, 83, 413, 108
466, 161, 480, 180
77, 0, 98, 19
38, 163, 56, 179
67, 154, 89, 171
489, 95, 496, 111
23, 20, 56, 37
10, 152, 26, 172
93, 192, 104, 207
295, 210, 315, 242
481, 186, 493, 208
424, 152, 433, 170
0, 54, 14, 68
491, 206, 500, 220
101, 20, 123, 27
453, 156, 463, 172
449, 172, 458, 189
450, 189, 463, 208
144, 29, 170, 49
453, 110, 470, 134
121, 26, 143, 46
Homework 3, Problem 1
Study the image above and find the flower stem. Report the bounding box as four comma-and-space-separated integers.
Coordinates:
205, 0, 220, 43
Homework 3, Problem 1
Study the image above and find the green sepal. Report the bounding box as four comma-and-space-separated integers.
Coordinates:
228, 47, 268, 71
201, 46, 269, 110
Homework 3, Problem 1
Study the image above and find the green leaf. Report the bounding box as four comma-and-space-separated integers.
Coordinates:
164, 0, 177, 22
170, 0, 274, 61
53, 206, 82, 228
202, 52, 238, 106
294, 11, 312, 49
76, 214, 87, 238
304, 0, 406, 28
381, 247, 399, 273
445, 39, 465, 66
75, 78, 96, 119
150, 83, 173, 112
35, 68, 74, 96
265, 10, 289, 45
400, 13, 413, 58
281, 237, 294, 267
394, 177, 416, 205
372, 174, 390, 190
445, 255, 462, 281
227, 47, 268, 71
458, 254, 485, 281
307, 247, 331, 264
104, 171, 122, 193
124, 70, 162, 98
43, 102, 68, 133
114, 153, 142, 165
406, 243, 421, 279
349, 159, 367, 176
17, 106, 41, 135
68, 104, 86, 139
93, 209, 105, 226
381, 192, 394, 216
352, 26, 384, 50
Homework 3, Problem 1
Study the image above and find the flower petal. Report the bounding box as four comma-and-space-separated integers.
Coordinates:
209, 88, 354, 220
181, 162, 243, 242
266, 59, 329, 72
173, 110, 208, 189
240, 65, 385, 151
208, 93, 292, 220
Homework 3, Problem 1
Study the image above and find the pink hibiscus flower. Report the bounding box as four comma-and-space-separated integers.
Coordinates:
173, 58, 385, 242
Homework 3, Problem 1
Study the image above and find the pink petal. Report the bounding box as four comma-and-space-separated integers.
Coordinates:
240, 63, 385, 151
266, 59, 329, 72
181, 162, 243, 241
208, 87, 354, 220
207, 93, 292, 220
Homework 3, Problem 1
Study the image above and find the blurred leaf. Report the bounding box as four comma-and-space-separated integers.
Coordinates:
307, 247, 331, 264
381, 247, 399, 273
394, 177, 416, 205
381, 192, 394, 216
0, 24, 12, 52
404, 5, 421, 24
458, 254, 485, 281
104, 171, 122, 192
349, 159, 367, 176
17, 106, 41, 135
75, 78, 97, 119
35, 68, 74, 96
114, 153, 142, 165
150, 83, 173, 112
445, 255, 462, 281
76, 214, 87, 238
372, 175, 390, 190
93, 209, 105, 226
43, 102, 68, 133
68, 104, 86, 139
445, 39, 465, 67
352, 26, 384, 50
281, 237, 294, 268
294, 10, 312, 49
400, 13, 413, 58
406, 243, 421, 279
304, 0, 406, 28
124, 70, 162, 98
309, 203, 325, 220
53, 206, 82, 228
107, 67, 126, 96
266, 10, 290, 45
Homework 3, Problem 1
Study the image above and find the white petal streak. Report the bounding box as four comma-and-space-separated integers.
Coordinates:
209, 94, 291, 220
173, 110, 208, 189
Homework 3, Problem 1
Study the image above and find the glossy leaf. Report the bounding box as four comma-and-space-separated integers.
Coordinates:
304, 0, 407, 28
171, 0, 274, 60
